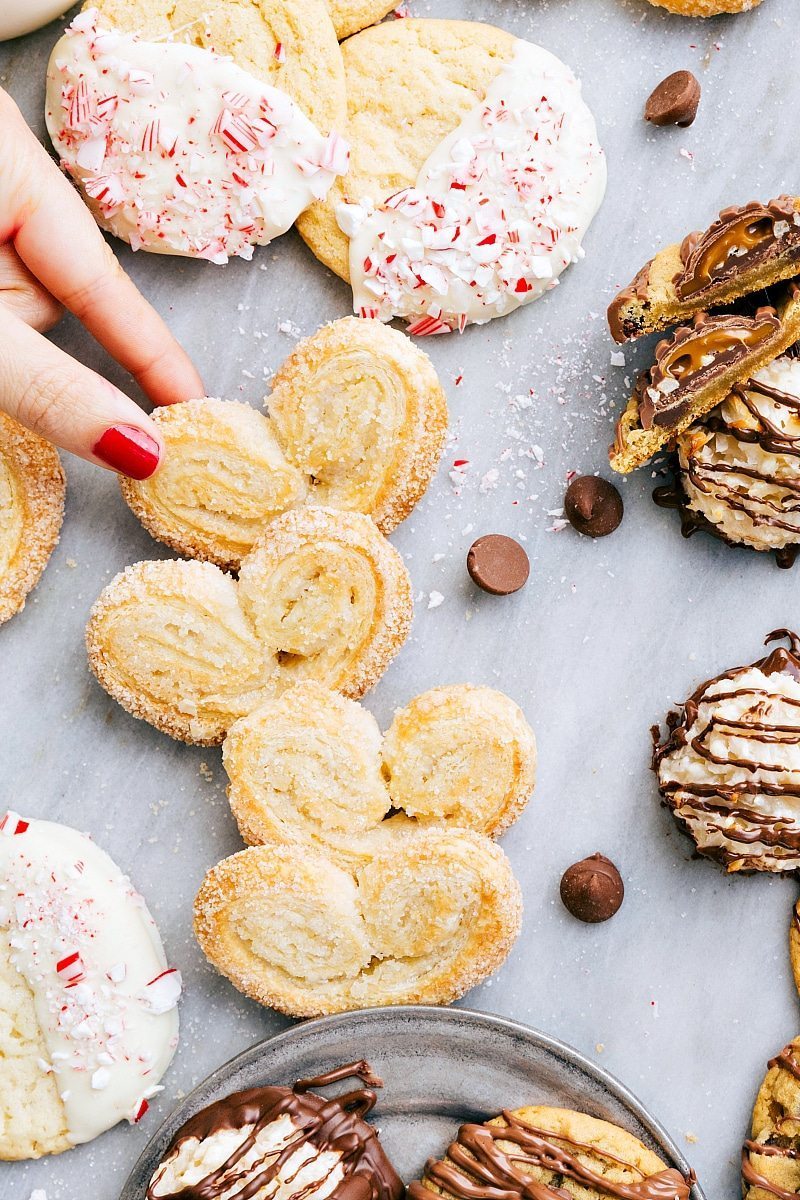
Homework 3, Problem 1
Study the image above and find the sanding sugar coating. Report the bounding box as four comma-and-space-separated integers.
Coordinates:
45, 9, 348, 262
0, 815, 180, 1155
338, 38, 606, 332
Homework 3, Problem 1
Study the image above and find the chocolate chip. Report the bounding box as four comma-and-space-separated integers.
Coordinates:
564, 476, 623, 538
466, 534, 530, 595
644, 70, 701, 128
560, 855, 624, 924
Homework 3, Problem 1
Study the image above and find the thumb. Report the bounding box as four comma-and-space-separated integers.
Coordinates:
0, 305, 166, 479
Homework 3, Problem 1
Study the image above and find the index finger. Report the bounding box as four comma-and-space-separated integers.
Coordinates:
0, 90, 204, 407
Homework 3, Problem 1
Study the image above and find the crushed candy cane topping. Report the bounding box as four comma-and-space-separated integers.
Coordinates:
338, 38, 605, 332
45, 9, 348, 263
0, 814, 180, 1146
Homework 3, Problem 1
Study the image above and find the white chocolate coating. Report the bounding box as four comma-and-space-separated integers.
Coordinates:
45, 10, 348, 262
0, 0, 70, 41
677, 357, 800, 554
338, 38, 605, 332
0, 814, 180, 1144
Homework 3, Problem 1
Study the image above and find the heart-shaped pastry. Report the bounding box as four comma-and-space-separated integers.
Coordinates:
224, 681, 537, 862
86, 507, 412, 745
0, 413, 65, 625
194, 830, 522, 1016
120, 318, 448, 570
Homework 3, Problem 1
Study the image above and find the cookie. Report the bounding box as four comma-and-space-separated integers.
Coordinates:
653, 629, 800, 873
666, 356, 800, 567
298, 19, 605, 331
645, 0, 763, 14
742, 1037, 800, 1199
409, 1105, 693, 1200
0, 413, 65, 625
194, 829, 522, 1016
610, 287, 800, 473
86, 507, 413, 745
790, 899, 800, 1003
329, 0, 394, 39
223, 681, 536, 860
120, 318, 448, 570
47, 6, 347, 261
0, 814, 179, 1160
146, 1062, 403, 1200
608, 197, 800, 344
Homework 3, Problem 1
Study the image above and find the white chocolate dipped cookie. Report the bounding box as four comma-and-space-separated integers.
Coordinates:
86, 507, 413, 745
0, 814, 180, 1160
46, 5, 348, 262
120, 318, 448, 570
224, 681, 537, 861
299, 19, 606, 333
0, 413, 65, 625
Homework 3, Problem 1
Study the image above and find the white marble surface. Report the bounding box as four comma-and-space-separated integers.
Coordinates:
1, 1, 797, 1196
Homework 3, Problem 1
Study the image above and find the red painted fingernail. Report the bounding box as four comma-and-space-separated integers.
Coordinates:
93, 425, 161, 480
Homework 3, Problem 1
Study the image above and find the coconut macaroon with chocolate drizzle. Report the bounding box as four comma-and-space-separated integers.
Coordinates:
45, 5, 348, 262
146, 1061, 404, 1200
657, 355, 800, 568
653, 630, 800, 874
408, 1105, 693, 1200
299, 19, 606, 334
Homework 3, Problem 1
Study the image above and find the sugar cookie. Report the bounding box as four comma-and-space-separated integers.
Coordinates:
298, 19, 605, 331
120, 318, 448, 570
0, 413, 65, 626
645, 0, 763, 14
0, 814, 179, 1159
47, 6, 347, 261
86, 507, 413, 745
329, 0, 394, 39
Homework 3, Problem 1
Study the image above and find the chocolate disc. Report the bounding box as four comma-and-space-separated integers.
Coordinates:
644, 71, 701, 128
467, 534, 530, 595
560, 854, 624, 923
564, 476, 623, 538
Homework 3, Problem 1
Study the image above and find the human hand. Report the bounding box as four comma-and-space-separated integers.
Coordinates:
0, 88, 204, 479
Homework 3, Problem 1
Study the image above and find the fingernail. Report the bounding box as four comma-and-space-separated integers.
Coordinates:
93, 425, 161, 480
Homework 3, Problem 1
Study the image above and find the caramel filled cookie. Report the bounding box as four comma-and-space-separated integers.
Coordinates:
0, 413, 65, 625
121, 319, 447, 570
609, 197, 800, 344
610, 288, 800, 473
743, 1037, 800, 1199
409, 1106, 693, 1200
224, 681, 536, 861
86, 507, 412, 745
653, 630, 800, 873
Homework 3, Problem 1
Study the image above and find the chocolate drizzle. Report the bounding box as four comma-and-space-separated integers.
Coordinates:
653, 631, 800, 871
636, 309, 781, 431
407, 1109, 693, 1200
675, 197, 800, 302
742, 1145, 799, 1200
146, 1061, 404, 1200
769, 1043, 800, 1084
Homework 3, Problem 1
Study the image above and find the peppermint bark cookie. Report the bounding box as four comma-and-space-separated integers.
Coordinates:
653, 630, 800, 873
298, 19, 606, 333
608, 197, 800, 343
742, 1037, 800, 1199
46, 5, 347, 262
0, 413, 65, 625
0, 814, 180, 1159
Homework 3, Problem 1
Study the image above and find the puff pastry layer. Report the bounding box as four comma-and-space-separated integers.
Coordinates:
86, 507, 412, 744
121, 319, 447, 570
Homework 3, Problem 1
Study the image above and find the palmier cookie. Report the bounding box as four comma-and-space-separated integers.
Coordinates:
410, 1106, 693, 1200
146, 1063, 403, 1200
224, 682, 536, 861
0, 813, 180, 1160
653, 629, 800, 873
610, 286, 800, 474
742, 1037, 800, 1199
644, 0, 762, 14
194, 830, 521, 1017
86, 507, 413, 745
120, 318, 448, 570
48, 4, 347, 262
298, 19, 605, 332
609, 197, 800, 344
0, 413, 65, 625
